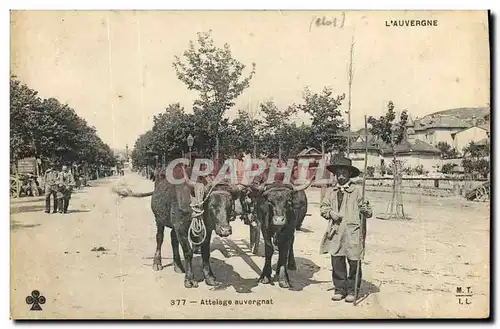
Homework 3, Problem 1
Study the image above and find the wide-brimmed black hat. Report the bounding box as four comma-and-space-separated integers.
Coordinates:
326, 155, 360, 178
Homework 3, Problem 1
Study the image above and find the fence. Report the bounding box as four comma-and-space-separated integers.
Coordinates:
312, 176, 487, 198
363, 177, 487, 197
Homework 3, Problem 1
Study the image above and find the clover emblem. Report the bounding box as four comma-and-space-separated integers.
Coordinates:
26, 290, 46, 311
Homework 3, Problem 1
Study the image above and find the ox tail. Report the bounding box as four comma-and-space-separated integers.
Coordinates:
112, 186, 154, 198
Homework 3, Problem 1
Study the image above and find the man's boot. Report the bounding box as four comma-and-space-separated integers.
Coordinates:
52, 195, 58, 213
63, 199, 69, 213
44, 197, 50, 213
57, 199, 64, 213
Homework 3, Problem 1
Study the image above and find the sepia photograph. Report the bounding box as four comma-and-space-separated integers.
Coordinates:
9, 10, 490, 319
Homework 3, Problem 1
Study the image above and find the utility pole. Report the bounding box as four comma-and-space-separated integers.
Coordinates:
346, 33, 355, 157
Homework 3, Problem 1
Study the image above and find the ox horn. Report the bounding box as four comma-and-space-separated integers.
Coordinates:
181, 165, 196, 189
292, 173, 316, 192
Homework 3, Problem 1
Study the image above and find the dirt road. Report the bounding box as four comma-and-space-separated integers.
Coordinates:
10, 172, 490, 319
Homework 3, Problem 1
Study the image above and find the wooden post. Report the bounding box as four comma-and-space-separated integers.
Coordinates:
320, 141, 326, 201
354, 115, 369, 306
346, 34, 355, 156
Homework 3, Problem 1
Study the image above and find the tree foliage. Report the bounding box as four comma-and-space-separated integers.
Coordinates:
436, 141, 458, 159
172, 30, 256, 157
462, 141, 490, 177
297, 87, 347, 153
367, 101, 408, 149
132, 31, 352, 167
10, 76, 115, 169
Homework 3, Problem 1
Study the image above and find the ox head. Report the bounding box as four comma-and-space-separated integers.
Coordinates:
248, 179, 313, 228
183, 167, 245, 237
203, 183, 244, 237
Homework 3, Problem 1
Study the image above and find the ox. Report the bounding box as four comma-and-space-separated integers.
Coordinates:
115, 166, 243, 288
249, 180, 312, 288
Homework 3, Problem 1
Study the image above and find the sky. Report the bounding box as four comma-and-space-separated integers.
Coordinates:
10, 10, 490, 150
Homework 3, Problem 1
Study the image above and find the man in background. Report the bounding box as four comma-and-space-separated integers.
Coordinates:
57, 165, 76, 214
44, 163, 59, 213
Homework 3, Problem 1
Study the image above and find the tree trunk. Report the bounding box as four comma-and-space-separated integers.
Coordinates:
215, 133, 220, 162
389, 147, 397, 217
252, 134, 257, 158
320, 141, 326, 201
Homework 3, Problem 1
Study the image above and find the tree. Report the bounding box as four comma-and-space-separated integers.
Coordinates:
10, 76, 42, 161
297, 87, 347, 154
10, 76, 116, 173
462, 141, 490, 178
259, 100, 298, 159
225, 109, 262, 157
368, 101, 409, 220
151, 103, 194, 161
441, 163, 457, 174
281, 123, 314, 159
131, 130, 155, 169
436, 141, 458, 159
173, 30, 256, 159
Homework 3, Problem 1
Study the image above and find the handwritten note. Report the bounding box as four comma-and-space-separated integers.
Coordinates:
309, 12, 346, 32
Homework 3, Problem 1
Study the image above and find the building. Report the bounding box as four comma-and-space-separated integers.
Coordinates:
451, 125, 490, 154
413, 115, 471, 146
295, 147, 324, 180
349, 139, 383, 172
349, 125, 441, 174
379, 138, 442, 174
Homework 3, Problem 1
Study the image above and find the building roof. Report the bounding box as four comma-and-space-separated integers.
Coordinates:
413, 115, 471, 132
350, 136, 440, 156
296, 147, 322, 157
379, 139, 441, 155
450, 124, 490, 137
427, 106, 490, 119
478, 123, 490, 133
476, 138, 490, 146
406, 113, 415, 127
350, 139, 380, 152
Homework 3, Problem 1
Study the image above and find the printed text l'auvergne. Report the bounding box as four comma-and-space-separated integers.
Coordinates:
385, 19, 438, 27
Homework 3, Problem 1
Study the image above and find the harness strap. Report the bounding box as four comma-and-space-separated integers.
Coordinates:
187, 183, 229, 247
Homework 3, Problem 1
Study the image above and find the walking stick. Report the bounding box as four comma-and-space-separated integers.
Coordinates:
354, 115, 368, 306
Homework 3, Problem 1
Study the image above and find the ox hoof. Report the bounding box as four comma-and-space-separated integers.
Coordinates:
152, 262, 163, 271
184, 279, 199, 288
204, 276, 220, 286
174, 264, 185, 274
279, 279, 291, 289
258, 276, 272, 284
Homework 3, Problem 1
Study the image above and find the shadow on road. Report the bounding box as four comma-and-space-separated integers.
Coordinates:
272, 257, 327, 291
193, 257, 260, 294
10, 204, 46, 214
296, 227, 314, 233
65, 209, 92, 214
208, 237, 326, 292
10, 197, 45, 204
356, 280, 381, 304
325, 279, 381, 302
11, 220, 41, 231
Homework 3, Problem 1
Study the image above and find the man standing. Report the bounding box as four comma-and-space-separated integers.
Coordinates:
43, 163, 59, 213
57, 165, 76, 214
319, 155, 373, 303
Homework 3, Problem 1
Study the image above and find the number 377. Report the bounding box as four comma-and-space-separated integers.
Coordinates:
171, 299, 186, 306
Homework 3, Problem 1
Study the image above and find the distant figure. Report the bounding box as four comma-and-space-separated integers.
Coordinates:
44, 164, 59, 213
57, 165, 76, 214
